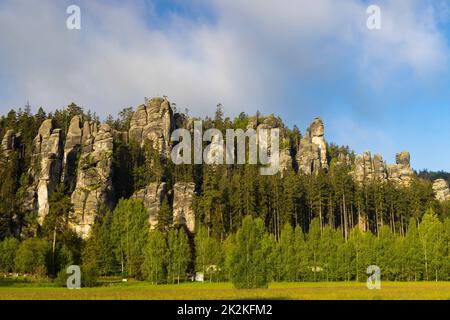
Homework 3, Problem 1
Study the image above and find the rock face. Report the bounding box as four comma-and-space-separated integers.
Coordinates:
71, 123, 114, 237
1, 129, 17, 159
297, 118, 328, 174
246, 114, 292, 172
25, 120, 63, 224
386, 151, 414, 184
132, 182, 167, 229
352, 150, 414, 185
61, 116, 83, 189
173, 182, 196, 233
129, 97, 174, 156
433, 179, 450, 202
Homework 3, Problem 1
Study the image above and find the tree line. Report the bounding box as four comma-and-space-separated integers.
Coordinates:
1, 102, 450, 287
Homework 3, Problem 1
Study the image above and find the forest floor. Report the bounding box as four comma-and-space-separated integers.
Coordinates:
1, 281, 450, 300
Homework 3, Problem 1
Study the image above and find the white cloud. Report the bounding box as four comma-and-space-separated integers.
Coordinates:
0, 0, 448, 120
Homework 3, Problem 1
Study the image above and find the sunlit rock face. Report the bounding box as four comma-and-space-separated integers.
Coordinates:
297, 117, 328, 175
61, 115, 82, 190
352, 150, 414, 185
433, 179, 450, 202
132, 182, 167, 230
24, 119, 63, 225
129, 97, 174, 157
1, 129, 17, 159
173, 182, 196, 233
71, 123, 114, 238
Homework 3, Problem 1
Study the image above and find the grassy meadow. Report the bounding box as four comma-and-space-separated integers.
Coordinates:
1, 280, 450, 300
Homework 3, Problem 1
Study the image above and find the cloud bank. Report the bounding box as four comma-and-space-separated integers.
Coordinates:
1, 0, 450, 169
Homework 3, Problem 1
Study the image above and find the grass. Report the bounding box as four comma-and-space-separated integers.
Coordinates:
1, 280, 450, 300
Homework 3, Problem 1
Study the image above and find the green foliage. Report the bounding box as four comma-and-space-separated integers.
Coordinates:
14, 238, 51, 276
166, 228, 191, 284
142, 230, 167, 284
111, 198, 149, 278
195, 225, 223, 282
229, 216, 271, 289
0, 237, 20, 272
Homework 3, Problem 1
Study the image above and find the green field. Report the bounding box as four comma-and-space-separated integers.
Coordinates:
1, 281, 450, 300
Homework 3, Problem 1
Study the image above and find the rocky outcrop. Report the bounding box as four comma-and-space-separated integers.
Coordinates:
61, 116, 82, 189
246, 114, 292, 172
433, 179, 450, 202
129, 97, 174, 156
1, 129, 17, 159
71, 123, 114, 238
25, 120, 63, 224
335, 152, 351, 167
386, 151, 414, 185
132, 182, 167, 229
297, 118, 328, 174
173, 182, 196, 233
352, 150, 414, 185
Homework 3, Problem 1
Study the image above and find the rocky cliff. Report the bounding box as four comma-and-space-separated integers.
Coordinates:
129, 97, 174, 156
433, 179, 450, 202
1, 129, 17, 160
297, 117, 328, 174
173, 182, 196, 233
24, 119, 63, 224
70, 123, 114, 237
132, 182, 167, 230
351, 150, 414, 185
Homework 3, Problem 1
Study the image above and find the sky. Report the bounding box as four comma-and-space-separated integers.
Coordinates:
1, 0, 450, 171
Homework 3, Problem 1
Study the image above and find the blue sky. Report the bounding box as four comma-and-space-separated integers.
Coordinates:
1, 0, 450, 171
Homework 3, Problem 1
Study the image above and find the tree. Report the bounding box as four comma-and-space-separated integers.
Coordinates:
43, 184, 74, 275
0, 237, 19, 272
111, 199, 149, 278
403, 218, 423, 281
278, 223, 297, 281
142, 230, 167, 284
14, 238, 50, 276
195, 225, 222, 282
228, 216, 271, 289
419, 209, 446, 281
167, 228, 191, 284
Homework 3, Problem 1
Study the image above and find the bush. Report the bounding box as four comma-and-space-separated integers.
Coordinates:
0, 237, 20, 273
14, 238, 51, 276
54, 265, 98, 288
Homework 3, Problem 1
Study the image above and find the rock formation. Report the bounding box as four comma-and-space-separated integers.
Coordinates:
1, 129, 17, 159
173, 182, 196, 233
129, 97, 174, 156
25, 119, 63, 224
433, 179, 450, 202
386, 151, 414, 185
61, 115, 82, 189
297, 118, 328, 174
352, 150, 414, 185
132, 182, 167, 229
71, 123, 114, 238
